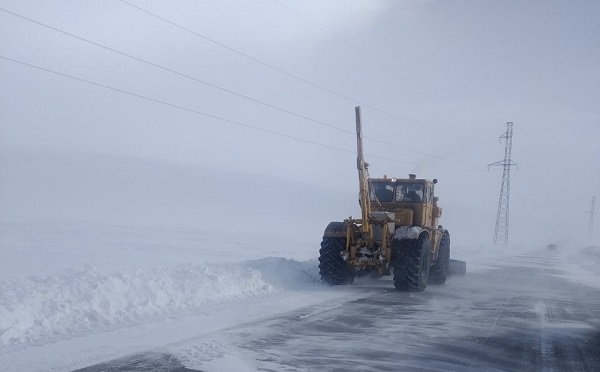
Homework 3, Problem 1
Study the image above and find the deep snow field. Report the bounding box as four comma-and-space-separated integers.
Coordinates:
1, 149, 599, 371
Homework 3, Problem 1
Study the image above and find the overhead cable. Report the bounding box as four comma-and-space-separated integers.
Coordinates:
271, 0, 448, 100
0, 55, 484, 173
0, 7, 481, 167
118, 0, 483, 143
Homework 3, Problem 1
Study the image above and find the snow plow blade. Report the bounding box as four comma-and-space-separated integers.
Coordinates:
448, 259, 466, 276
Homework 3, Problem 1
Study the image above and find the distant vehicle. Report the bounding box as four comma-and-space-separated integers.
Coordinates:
318, 107, 465, 292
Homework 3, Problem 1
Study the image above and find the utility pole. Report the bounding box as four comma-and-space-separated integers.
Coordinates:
489, 122, 517, 245
587, 196, 596, 240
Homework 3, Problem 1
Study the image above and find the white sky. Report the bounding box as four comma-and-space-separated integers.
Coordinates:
1, 0, 599, 246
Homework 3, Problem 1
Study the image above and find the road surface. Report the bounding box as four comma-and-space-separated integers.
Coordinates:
77, 251, 600, 372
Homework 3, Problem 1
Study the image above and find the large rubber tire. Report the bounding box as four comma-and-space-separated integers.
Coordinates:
392, 234, 432, 292
319, 237, 355, 285
429, 232, 450, 285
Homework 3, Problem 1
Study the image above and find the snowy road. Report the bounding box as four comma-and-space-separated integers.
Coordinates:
75, 251, 600, 372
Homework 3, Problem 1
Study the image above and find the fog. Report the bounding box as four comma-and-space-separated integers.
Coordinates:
2, 0, 599, 247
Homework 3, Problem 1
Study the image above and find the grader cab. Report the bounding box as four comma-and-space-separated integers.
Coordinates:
318, 107, 451, 292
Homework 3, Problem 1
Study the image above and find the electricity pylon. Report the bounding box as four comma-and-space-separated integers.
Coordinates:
588, 196, 596, 240
489, 122, 517, 245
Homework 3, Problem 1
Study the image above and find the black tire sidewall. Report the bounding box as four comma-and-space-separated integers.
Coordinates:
319, 237, 354, 285
429, 233, 450, 285
418, 235, 432, 290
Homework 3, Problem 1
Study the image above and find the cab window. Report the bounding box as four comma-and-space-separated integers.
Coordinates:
370, 182, 394, 202
396, 182, 424, 203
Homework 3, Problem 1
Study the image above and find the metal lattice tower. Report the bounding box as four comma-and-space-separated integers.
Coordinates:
489, 122, 517, 245
588, 196, 596, 240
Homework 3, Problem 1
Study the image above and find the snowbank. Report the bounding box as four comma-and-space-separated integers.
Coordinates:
0, 259, 318, 348
3, 243, 599, 349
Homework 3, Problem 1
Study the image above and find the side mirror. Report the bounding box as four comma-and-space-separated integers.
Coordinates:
433, 179, 438, 184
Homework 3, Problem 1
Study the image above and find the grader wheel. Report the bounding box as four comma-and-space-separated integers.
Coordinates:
318, 237, 355, 285
429, 232, 450, 285
392, 234, 432, 292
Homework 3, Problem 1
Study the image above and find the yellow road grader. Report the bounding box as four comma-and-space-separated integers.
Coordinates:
319, 106, 458, 292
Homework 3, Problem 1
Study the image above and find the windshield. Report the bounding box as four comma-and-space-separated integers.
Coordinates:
396, 182, 424, 203
370, 182, 395, 202
370, 181, 425, 203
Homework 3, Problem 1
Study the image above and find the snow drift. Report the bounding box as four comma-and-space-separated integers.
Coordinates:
0, 259, 319, 348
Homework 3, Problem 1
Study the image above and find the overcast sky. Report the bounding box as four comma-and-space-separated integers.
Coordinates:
1, 0, 599, 246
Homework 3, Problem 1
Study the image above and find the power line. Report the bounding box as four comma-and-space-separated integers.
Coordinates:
270, 0, 448, 100
0, 55, 483, 173
0, 8, 343, 134
0, 7, 481, 168
118, 0, 482, 143
0, 55, 347, 152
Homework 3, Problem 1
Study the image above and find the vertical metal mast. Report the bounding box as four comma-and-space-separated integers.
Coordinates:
355, 106, 371, 238
588, 196, 596, 240
489, 122, 517, 245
